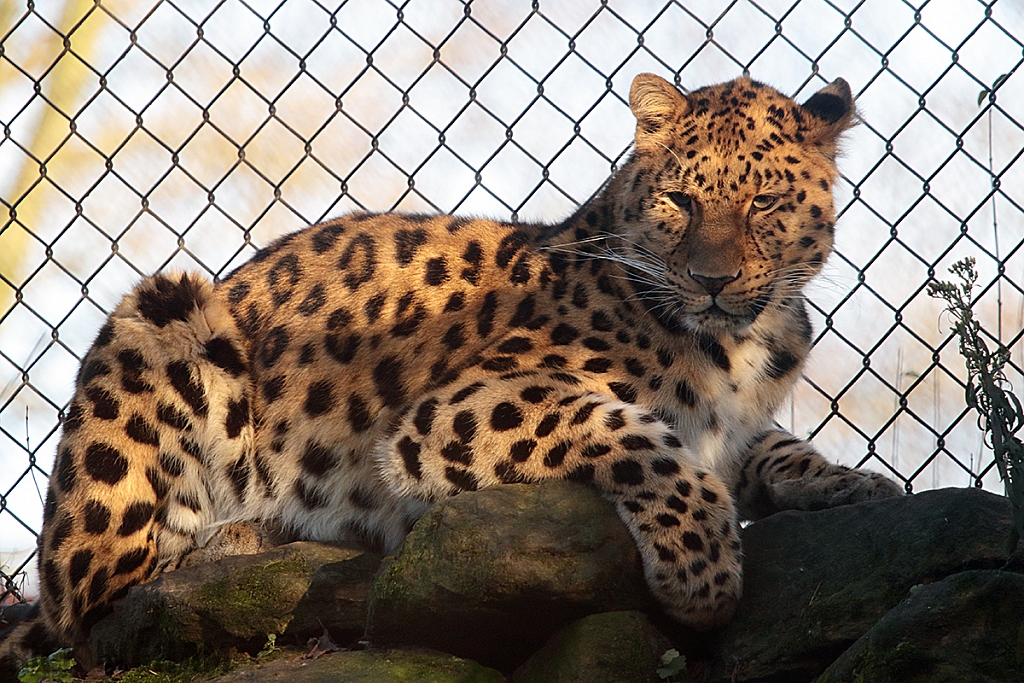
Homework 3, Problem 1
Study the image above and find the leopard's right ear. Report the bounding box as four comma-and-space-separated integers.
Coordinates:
629, 73, 690, 142
799, 77, 858, 160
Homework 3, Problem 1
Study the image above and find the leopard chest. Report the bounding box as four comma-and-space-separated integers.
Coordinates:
596, 323, 794, 469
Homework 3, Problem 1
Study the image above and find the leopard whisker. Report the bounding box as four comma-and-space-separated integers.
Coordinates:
625, 291, 680, 308
611, 273, 673, 290
547, 232, 668, 266
655, 140, 685, 174
544, 242, 673, 297
596, 233, 668, 263
594, 251, 668, 283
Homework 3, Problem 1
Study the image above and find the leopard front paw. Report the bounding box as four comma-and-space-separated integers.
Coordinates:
648, 555, 742, 630
767, 467, 903, 512
641, 524, 743, 630
620, 474, 744, 630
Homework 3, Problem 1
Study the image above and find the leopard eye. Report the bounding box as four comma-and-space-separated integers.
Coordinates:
666, 192, 692, 212
751, 195, 777, 211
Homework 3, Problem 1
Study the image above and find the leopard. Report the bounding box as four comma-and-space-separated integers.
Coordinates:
0, 73, 903, 676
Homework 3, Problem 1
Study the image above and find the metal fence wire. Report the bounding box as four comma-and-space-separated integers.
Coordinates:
1, 0, 1022, 604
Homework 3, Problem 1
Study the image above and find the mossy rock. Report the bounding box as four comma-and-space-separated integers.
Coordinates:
367, 481, 651, 671
90, 542, 381, 667
702, 488, 1016, 683
513, 611, 675, 683
816, 570, 1024, 683
205, 648, 505, 682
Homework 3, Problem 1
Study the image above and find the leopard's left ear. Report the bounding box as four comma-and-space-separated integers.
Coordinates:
800, 77, 858, 159
630, 73, 690, 142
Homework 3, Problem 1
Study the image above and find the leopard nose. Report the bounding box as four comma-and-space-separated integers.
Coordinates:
688, 270, 740, 296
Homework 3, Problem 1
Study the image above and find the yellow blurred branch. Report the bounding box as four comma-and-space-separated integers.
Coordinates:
1, 0, 105, 307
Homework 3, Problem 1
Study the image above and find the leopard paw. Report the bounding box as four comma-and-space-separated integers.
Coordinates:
621, 472, 744, 630
767, 467, 903, 512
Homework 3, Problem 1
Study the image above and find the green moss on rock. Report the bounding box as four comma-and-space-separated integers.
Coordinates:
367, 482, 651, 671
816, 570, 1024, 683
191, 557, 310, 638
512, 611, 674, 683
90, 543, 380, 667
112, 655, 237, 683
202, 648, 505, 683
706, 488, 1017, 682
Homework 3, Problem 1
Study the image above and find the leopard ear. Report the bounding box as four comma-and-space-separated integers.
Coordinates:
629, 73, 690, 141
800, 78, 858, 158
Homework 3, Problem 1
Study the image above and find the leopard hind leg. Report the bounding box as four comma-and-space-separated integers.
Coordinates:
36, 272, 256, 653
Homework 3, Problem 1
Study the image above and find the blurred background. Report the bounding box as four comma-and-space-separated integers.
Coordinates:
1, 0, 1022, 602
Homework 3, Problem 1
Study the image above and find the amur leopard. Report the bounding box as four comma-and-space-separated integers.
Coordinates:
1, 73, 902, 674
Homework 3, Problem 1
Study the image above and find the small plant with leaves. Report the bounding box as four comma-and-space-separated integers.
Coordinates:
657, 648, 687, 680
928, 257, 1024, 552
258, 633, 278, 658
17, 648, 76, 683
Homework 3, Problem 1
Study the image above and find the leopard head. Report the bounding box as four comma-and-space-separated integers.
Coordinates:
608, 73, 856, 334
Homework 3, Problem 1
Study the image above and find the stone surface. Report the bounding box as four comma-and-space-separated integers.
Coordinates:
205, 648, 505, 683
21, 482, 1023, 682
366, 481, 652, 671
512, 611, 675, 683
0, 602, 35, 641
702, 487, 1016, 683
815, 570, 1024, 683
90, 542, 381, 667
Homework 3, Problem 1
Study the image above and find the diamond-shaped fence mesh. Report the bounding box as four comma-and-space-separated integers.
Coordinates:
1, 0, 1022, 604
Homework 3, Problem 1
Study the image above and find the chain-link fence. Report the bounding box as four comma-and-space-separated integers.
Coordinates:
1, 0, 1022, 604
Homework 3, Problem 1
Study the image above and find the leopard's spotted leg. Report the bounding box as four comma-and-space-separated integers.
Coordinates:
728, 430, 904, 521
378, 371, 742, 629
38, 273, 256, 648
